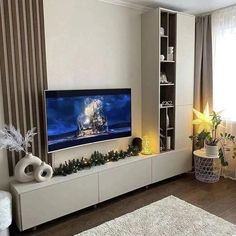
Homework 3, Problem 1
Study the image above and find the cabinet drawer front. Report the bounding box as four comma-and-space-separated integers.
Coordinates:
176, 13, 195, 106
20, 174, 98, 230
99, 158, 152, 202
175, 105, 193, 150
152, 149, 192, 183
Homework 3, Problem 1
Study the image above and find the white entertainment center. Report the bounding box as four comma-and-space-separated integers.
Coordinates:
11, 150, 191, 231
10, 7, 195, 232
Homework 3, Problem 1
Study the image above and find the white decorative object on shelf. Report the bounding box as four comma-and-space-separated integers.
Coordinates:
166, 113, 170, 128
160, 72, 168, 84
167, 46, 174, 61
34, 162, 53, 182
160, 27, 164, 35
167, 136, 171, 150
160, 55, 165, 61
14, 153, 42, 183
0, 191, 12, 234
0, 125, 53, 183
167, 54, 174, 61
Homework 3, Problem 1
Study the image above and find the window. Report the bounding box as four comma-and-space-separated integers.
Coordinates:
212, 6, 236, 121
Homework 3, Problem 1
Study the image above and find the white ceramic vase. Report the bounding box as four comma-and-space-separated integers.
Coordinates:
34, 162, 53, 182
205, 144, 218, 157
14, 153, 42, 183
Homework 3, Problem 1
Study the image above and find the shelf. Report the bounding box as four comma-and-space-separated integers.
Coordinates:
161, 35, 168, 38
167, 127, 174, 130
160, 60, 175, 63
160, 83, 175, 86
160, 149, 175, 153
160, 105, 174, 109
11, 154, 158, 194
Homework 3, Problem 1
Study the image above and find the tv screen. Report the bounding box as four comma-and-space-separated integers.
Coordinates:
45, 89, 132, 153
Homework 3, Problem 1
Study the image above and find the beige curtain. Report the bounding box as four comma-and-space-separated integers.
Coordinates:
194, 15, 213, 112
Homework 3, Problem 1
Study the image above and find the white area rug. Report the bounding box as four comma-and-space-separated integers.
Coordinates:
76, 196, 236, 236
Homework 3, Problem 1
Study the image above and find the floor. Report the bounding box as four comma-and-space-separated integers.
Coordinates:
11, 173, 236, 236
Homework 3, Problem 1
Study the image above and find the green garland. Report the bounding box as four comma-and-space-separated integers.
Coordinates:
53, 145, 140, 176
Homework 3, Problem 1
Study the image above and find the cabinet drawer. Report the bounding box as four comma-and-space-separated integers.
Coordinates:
20, 173, 98, 230
152, 149, 192, 183
99, 158, 152, 202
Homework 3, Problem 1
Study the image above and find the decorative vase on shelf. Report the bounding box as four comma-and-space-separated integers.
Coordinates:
166, 113, 170, 128
205, 144, 218, 157
34, 162, 53, 182
167, 136, 171, 150
0, 125, 53, 183
14, 153, 42, 183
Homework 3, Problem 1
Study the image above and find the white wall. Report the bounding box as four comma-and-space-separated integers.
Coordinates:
43, 0, 142, 165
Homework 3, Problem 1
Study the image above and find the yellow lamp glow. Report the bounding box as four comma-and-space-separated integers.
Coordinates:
142, 136, 152, 155
192, 103, 212, 133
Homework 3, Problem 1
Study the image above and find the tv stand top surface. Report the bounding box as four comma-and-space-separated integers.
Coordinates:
11, 153, 158, 194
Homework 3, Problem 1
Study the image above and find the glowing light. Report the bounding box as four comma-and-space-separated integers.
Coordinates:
192, 103, 212, 133
142, 136, 152, 155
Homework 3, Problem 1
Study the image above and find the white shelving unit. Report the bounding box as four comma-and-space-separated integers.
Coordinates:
141, 8, 195, 174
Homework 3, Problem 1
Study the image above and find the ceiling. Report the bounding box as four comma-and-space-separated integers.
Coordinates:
124, 0, 236, 14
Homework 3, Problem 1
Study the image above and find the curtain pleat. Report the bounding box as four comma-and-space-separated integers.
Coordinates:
194, 15, 213, 112
0, 0, 51, 176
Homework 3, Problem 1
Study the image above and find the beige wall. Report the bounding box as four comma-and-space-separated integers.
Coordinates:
43, 0, 142, 165
0, 0, 142, 188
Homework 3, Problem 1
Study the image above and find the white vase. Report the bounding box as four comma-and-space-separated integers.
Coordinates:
14, 153, 42, 183
34, 162, 53, 182
167, 136, 171, 150
205, 144, 218, 157
166, 113, 170, 128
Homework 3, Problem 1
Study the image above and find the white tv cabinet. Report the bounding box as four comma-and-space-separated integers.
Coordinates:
11, 150, 191, 231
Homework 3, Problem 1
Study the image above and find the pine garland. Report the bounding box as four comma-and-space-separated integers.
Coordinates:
53, 145, 140, 176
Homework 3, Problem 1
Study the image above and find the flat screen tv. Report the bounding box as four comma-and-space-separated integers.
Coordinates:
45, 89, 132, 153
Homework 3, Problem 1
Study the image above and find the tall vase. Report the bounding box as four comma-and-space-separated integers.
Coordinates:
14, 153, 42, 183
34, 162, 53, 182
166, 113, 170, 128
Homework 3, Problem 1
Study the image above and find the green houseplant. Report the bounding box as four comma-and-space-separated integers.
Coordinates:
190, 105, 236, 166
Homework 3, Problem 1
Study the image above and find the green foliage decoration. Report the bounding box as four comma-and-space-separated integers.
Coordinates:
53, 145, 140, 176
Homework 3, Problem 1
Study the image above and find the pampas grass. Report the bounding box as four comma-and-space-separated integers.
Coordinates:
0, 125, 37, 154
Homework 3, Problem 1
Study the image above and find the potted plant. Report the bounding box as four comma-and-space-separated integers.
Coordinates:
204, 111, 222, 156
190, 105, 236, 166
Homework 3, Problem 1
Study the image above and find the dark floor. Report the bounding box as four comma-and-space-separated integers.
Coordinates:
11, 173, 236, 236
